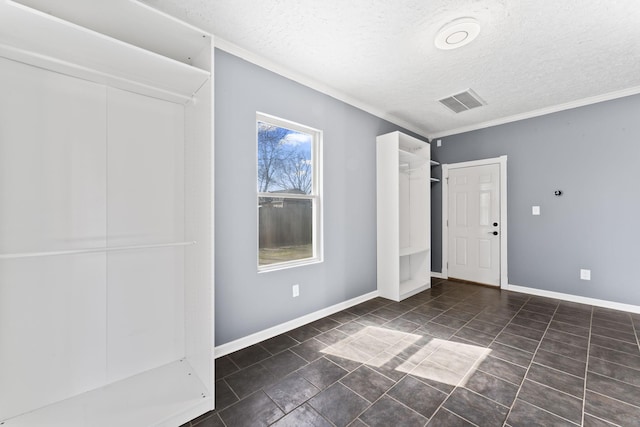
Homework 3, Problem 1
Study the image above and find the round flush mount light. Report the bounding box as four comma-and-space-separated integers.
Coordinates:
435, 18, 481, 50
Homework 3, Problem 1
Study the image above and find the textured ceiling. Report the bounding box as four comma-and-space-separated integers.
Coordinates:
142, 0, 640, 137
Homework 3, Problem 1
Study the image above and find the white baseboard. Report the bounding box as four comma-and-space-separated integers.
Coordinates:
506, 284, 640, 314
214, 290, 380, 358
431, 271, 445, 279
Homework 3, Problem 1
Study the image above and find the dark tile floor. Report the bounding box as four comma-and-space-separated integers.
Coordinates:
183, 279, 640, 426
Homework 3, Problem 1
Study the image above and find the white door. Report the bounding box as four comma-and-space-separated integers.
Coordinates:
447, 163, 501, 286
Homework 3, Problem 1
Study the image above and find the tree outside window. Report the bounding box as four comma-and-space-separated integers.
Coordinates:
257, 113, 322, 270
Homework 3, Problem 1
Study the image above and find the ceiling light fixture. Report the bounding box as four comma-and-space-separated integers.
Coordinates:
435, 18, 481, 50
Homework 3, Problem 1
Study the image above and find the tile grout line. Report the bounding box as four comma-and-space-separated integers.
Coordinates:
213, 284, 640, 427
355, 388, 427, 426
415, 291, 531, 426
507, 400, 581, 427
524, 360, 583, 380
632, 312, 640, 354
586, 389, 640, 411
524, 377, 583, 400
584, 361, 640, 388
474, 366, 526, 387
223, 377, 242, 403
436, 407, 481, 427
399, 287, 478, 427
216, 285, 441, 426
581, 305, 594, 426
400, 282, 482, 426
349, 312, 480, 426
591, 331, 640, 348
583, 413, 623, 427
332, 307, 448, 426
402, 294, 487, 425
501, 298, 559, 426
263, 355, 337, 426
273, 327, 415, 426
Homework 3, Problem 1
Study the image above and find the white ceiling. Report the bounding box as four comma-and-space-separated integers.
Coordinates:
141, 0, 640, 138
43, 0, 640, 138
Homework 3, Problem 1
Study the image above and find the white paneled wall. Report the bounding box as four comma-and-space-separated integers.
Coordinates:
0, 59, 109, 417
106, 88, 186, 383
0, 2, 213, 425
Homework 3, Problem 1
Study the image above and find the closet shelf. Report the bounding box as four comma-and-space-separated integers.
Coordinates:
6, 359, 211, 427
399, 246, 429, 257
399, 164, 426, 174
399, 277, 431, 300
398, 148, 427, 168
0, 1, 210, 104
0, 241, 197, 260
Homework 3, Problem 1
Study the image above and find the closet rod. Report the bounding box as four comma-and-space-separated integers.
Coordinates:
0, 241, 197, 260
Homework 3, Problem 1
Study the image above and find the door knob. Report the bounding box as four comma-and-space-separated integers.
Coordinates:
489, 231, 498, 236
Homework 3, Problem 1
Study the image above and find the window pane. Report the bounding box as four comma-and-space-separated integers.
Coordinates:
257, 121, 312, 195
258, 197, 313, 265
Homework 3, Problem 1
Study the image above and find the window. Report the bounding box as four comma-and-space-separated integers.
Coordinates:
257, 113, 322, 271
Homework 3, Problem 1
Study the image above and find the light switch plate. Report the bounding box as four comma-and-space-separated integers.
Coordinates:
580, 269, 591, 280
532, 206, 540, 215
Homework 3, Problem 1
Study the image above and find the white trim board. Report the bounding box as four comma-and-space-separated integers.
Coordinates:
213, 37, 429, 139
506, 284, 640, 315
215, 38, 640, 142
430, 85, 640, 139
214, 290, 380, 358
431, 272, 445, 279
441, 156, 508, 289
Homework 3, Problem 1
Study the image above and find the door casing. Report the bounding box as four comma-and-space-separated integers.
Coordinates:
441, 156, 508, 288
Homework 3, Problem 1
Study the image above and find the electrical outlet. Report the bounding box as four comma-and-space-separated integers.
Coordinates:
436, 139, 442, 147
292, 284, 300, 297
580, 269, 591, 280
532, 206, 540, 215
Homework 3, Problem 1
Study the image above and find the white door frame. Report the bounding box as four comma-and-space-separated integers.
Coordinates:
441, 156, 508, 288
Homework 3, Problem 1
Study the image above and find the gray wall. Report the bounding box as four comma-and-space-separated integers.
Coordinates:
215, 49, 423, 346
431, 94, 640, 305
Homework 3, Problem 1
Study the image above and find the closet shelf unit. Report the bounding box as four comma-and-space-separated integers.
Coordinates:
376, 131, 432, 302
430, 160, 441, 182
0, 1, 214, 426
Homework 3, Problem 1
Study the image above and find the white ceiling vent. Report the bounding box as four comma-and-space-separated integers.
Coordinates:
438, 89, 486, 113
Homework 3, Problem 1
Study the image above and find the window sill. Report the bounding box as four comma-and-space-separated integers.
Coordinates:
258, 257, 323, 273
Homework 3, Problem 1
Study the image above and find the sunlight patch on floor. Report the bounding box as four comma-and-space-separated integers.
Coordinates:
320, 326, 491, 387
404, 339, 491, 386
321, 326, 421, 365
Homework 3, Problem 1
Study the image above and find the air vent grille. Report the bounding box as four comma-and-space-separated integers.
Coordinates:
439, 89, 486, 113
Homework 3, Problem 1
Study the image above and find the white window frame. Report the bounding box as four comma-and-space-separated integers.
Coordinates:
256, 112, 323, 272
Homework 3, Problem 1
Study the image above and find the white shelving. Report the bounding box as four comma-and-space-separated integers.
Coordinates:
399, 246, 429, 257
0, 0, 210, 104
0, 2, 214, 426
5, 360, 211, 427
377, 131, 432, 301
430, 160, 440, 182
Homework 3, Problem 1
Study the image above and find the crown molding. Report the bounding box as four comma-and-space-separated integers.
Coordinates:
213, 37, 430, 139
430, 85, 640, 139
